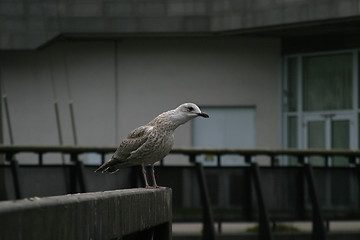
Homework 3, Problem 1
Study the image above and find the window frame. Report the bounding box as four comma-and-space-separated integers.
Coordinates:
282, 50, 359, 157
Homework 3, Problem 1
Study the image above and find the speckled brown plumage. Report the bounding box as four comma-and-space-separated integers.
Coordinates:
95, 103, 209, 188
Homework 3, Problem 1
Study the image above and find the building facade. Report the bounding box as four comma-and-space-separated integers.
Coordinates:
0, 0, 360, 165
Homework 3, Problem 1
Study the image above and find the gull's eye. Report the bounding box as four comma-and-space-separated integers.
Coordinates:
187, 106, 194, 112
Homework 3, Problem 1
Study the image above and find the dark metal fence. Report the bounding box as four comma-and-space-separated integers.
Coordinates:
1, 146, 360, 240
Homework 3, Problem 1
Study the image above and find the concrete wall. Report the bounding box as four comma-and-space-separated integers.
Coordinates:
115, 37, 281, 150
0, 37, 281, 163
0, 188, 172, 240
0, 43, 117, 147
0, 0, 359, 49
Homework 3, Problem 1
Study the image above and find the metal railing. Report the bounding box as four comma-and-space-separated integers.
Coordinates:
1, 145, 360, 240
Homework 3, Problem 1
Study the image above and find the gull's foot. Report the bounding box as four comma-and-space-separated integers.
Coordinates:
145, 185, 168, 189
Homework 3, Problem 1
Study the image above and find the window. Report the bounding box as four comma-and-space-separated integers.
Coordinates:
302, 53, 352, 111
192, 107, 256, 166
283, 51, 358, 166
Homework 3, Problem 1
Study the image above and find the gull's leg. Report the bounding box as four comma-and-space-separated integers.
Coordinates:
151, 164, 166, 189
142, 164, 151, 189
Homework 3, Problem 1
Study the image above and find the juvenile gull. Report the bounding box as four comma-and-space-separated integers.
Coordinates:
95, 103, 209, 188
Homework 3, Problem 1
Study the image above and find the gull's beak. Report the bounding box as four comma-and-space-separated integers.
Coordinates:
197, 112, 209, 118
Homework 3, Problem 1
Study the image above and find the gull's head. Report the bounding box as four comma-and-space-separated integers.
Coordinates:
177, 103, 209, 118
170, 103, 209, 126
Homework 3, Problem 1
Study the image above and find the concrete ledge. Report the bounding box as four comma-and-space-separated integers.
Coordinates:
173, 233, 360, 240
0, 188, 172, 240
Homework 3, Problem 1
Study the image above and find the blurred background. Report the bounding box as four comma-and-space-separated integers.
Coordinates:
0, 0, 360, 239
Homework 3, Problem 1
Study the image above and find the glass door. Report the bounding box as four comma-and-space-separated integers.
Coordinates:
283, 51, 358, 164
303, 114, 353, 166
304, 115, 326, 165
330, 116, 352, 166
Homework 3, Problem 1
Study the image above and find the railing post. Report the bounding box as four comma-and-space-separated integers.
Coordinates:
217, 153, 221, 167
100, 152, 105, 164
357, 160, 360, 215
76, 159, 87, 193
38, 152, 43, 165
250, 161, 273, 240
153, 222, 172, 240
270, 155, 278, 166
244, 155, 253, 221
194, 159, 217, 240
70, 153, 88, 193
303, 161, 327, 240
10, 158, 22, 199
69, 154, 77, 194
131, 166, 142, 188
296, 165, 306, 220
6, 153, 22, 199
325, 155, 330, 167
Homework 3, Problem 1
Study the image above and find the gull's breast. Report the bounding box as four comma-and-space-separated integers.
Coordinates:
143, 131, 174, 165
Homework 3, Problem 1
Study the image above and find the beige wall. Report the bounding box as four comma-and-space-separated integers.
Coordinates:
0, 37, 281, 162
116, 37, 281, 149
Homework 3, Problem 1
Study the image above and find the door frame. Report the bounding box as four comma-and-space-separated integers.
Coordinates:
302, 112, 355, 165
282, 49, 359, 164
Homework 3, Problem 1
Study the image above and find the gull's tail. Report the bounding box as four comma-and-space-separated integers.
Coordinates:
94, 158, 119, 173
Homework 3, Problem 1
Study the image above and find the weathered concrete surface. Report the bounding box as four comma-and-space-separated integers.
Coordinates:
0, 188, 172, 240
172, 233, 360, 240
1, 0, 360, 49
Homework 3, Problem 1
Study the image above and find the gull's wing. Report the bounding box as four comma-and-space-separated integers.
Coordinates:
94, 125, 152, 173
113, 125, 153, 160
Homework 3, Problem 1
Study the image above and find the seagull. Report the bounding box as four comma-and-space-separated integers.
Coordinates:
95, 103, 209, 188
